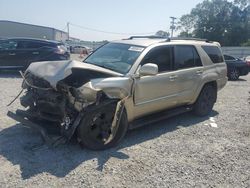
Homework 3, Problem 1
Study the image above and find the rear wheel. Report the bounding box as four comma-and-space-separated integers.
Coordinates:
193, 84, 217, 116
228, 68, 239, 80
77, 102, 128, 150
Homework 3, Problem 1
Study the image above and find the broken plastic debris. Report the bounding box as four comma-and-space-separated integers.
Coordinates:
210, 122, 218, 128
209, 117, 215, 122
206, 117, 218, 128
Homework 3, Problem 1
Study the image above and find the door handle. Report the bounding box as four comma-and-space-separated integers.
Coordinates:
32, 52, 39, 55
9, 53, 16, 56
169, 75, 178, 81
196, 70, 203, 75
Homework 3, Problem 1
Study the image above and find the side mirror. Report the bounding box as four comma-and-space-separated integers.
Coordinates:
139, 63, 158, 76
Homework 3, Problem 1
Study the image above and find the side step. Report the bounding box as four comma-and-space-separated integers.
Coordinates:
129, 106, 193, 130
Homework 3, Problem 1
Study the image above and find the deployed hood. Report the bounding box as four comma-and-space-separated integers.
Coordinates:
26, 60, 122, 88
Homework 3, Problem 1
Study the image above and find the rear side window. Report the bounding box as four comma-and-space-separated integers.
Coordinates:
202, 46, 224, 63
141, 46, 173, 72
175, 45, 202, 69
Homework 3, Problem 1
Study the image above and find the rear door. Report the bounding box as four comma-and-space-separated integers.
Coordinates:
173, 45, 204, 105
36, 42, 58, 61
14, 40, 35, 68
16, 41, 44, 67
15, 40, 53, 68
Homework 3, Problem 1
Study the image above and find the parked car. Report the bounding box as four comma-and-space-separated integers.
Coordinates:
8, 36, 227, 150
0, 38, 70, 70
224, 54, 249, 80
71, 46, 89, 54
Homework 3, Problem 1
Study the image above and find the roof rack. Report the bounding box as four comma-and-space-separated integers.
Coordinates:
125, 36, 210, 42
126, 35, 167, 40
167, 37, 210, 42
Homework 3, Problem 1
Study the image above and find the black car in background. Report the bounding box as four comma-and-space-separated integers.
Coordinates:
0, 38, 70, 70
224, 54, 249, 80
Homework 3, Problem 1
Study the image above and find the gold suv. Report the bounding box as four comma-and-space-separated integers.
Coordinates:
8, 36, 228, 150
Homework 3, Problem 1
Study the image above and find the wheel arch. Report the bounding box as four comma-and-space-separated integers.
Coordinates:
192, 80, 218, 104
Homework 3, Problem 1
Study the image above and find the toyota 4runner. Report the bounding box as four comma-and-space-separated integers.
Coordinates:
8, 36, 227, 150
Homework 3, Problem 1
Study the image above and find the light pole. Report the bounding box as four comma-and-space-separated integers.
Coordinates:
67, 22, 70, 40
170, 17, 177, 37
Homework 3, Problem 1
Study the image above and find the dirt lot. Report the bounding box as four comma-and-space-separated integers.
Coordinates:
0, 71, 249, 188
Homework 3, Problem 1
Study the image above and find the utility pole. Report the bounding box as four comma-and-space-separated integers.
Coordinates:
67, 22, 70, 40
170, 17, 177, 38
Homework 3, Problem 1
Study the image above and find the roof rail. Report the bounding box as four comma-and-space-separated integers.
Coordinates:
125, 36, 211, 43
126, 35, 167, 40
168, 37, 210, 42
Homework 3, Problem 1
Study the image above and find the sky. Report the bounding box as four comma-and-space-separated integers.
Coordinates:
0, 0, 204, 41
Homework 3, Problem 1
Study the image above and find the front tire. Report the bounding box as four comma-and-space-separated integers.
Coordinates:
193, 84, 217, 116
77, 102, 128, 150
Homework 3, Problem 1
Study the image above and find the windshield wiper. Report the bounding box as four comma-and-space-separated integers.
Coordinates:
84, 60, 92, 64
84, 61, 119, 73
97, 64, 117, 71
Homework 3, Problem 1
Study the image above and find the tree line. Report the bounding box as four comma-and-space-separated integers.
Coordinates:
156, 0, 249, 46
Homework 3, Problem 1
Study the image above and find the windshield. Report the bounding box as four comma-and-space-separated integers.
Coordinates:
84, 43, 144, 74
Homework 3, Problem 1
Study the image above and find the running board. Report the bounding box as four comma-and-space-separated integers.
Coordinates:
129, 106, 193, 130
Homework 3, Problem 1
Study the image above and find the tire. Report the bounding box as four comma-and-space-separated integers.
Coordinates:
193, 84, 217, 117
77, 102, 128, 150
228, 68, 239, 80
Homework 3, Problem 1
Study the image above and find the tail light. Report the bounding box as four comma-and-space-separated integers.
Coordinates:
246, 60, 250, 66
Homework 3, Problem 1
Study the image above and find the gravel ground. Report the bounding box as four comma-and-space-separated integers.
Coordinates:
0, 71, 249, 188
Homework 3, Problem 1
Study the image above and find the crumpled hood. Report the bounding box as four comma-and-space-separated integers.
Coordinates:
26, 60, 122, 88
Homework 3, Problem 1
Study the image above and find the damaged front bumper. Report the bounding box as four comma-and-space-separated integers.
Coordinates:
7, 97, 125, 147
7, 110, 67, 146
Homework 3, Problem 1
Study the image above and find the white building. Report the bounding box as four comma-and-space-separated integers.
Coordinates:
0, 20, 68, 42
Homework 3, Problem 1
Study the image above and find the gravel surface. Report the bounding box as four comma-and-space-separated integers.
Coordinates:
0, 72, 249, 188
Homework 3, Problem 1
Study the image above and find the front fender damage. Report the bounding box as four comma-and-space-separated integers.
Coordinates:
59, 77, 133, 142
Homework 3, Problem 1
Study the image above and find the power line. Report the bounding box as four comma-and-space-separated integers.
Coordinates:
68, 22, 155, 36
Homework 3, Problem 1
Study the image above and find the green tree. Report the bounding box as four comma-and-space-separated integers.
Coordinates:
155, 30, 170, 38
241, 39, 250, 46
178, 0, 250, 46
234, 0, 249, 9
176, 14, 196, 37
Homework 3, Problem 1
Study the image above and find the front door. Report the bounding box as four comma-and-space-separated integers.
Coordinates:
133, 45, 180, 118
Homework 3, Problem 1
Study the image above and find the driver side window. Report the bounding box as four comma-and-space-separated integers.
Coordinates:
141, 46, 173, 73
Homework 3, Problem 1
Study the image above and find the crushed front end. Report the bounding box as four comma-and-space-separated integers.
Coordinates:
7, 60, 133, 148
8, 72, 106, 146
